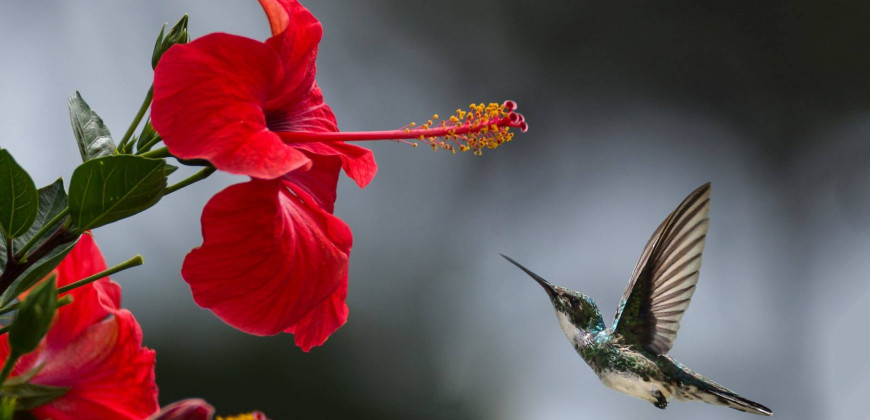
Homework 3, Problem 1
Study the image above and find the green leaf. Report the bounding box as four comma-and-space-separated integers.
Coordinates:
0, 180, 78, 306
0, 237, 77, 307
1, 377, 68, 411
9, 276, 57, 354
0, 150, 38, 239
163, 162, 178, 177
68, 155, 168, 231
135, 121, 161, 153
68, 92, 117, 162
11, 179, 67, 256
0, 395, 14, 420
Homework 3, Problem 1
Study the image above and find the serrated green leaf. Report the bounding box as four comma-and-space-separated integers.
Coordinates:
0, 150, 38, 239
68, 155, 167, 231
68, 92, 117, 162
0, 179, 78, 306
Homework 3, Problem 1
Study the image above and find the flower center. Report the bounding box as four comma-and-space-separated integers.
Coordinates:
276, 101, 526, 155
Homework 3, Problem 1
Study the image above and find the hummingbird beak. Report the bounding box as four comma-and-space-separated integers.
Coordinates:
500, 254, 557, 298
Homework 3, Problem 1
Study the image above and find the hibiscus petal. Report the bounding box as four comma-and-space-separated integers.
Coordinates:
152, 33, 311, 180
258, 0, 315, 37
263, 0, 322, 100
271, 83, 378, 189
182, 179, 352, 337
283, 151, 341, 214
26, 310, 157, 420
46, 233, 122, 345
0, 237, 156, 420
294, 140, 378, 189
284, 281, 348, 352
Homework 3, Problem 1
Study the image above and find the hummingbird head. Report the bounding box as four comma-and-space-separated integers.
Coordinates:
502, 255, 605, 345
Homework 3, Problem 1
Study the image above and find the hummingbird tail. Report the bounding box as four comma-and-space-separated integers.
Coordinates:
676, 383, 773, 416
670, 358, 773, 416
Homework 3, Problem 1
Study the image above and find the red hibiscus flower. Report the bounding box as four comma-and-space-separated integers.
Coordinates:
0, 234, 158, 419
151, 0, 525, 351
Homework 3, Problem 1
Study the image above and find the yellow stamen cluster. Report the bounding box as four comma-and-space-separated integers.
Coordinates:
217, 413, 265, 420
402, 101, 525, 156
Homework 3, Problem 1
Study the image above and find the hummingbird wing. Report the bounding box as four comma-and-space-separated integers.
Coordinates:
612, 182, 711, 355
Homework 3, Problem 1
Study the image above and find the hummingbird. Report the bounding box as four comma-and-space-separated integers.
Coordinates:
502, 183, 772, 416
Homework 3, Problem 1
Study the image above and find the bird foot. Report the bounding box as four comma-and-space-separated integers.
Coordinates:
653, 391, 668, 409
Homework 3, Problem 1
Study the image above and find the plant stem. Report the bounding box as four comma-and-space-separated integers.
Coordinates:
14, 208, 70, 261
0, 350, 20, 385
118, 86, 154, 153
57, 255, 143, 294
165, 167, 216, 196
0, 295, 73, 321
140, 147, 170, 159
0, 229, 77, 298
134, 119, 162, 155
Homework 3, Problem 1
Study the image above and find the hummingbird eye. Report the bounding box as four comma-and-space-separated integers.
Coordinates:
568, 296, 580, 307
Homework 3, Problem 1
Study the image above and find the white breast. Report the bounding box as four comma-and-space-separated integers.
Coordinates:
555, 311, 591, 347
599, 370, 672, 404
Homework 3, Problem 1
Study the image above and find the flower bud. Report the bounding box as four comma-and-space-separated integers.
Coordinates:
9, 277, 58, 354
152, 15, 189, 69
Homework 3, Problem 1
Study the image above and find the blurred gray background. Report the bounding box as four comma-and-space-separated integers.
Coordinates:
1, 1, 868, 419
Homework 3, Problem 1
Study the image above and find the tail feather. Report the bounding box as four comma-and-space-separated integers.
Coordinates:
667, 357, 773, 416
703, 387, 773, 416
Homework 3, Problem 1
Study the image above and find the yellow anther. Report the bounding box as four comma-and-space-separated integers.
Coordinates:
217, 414, 262, 420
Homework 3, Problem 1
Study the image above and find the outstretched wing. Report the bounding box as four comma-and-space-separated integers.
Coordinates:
613, 183, 711, 355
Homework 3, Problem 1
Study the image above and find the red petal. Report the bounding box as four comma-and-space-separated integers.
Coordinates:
182, 179, 352, 337
285, 281, 348, 352
293, 140, 378, 189
263, 1, 322, 100
152, 33, 311, 180
272, 83, 378, 189
258, 0, 316, 37
0, 237, 157, 419
24, 311, 157, 420
284, 151, 341, 213
47, 233, 122, 345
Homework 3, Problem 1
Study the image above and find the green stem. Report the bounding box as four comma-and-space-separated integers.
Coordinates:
0, 255, 142, 317
0, 295, 73, 335
14, 208, 70, 261
57, 255, 143, 294
134, 119, 162, 155
0, 350, 20, 385
165, 167, 216, 195
140, 147, 170, 159
118, 86, 154, 153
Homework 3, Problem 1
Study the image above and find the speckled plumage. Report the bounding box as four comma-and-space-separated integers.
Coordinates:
503, 183, 772, 416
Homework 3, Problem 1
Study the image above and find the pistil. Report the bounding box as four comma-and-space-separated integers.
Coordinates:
277, 101, 526, 155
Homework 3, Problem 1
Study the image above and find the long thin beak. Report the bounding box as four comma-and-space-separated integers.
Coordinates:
500, 254, 557, 298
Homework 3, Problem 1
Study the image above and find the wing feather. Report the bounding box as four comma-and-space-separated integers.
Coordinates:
613, 183, 711, 355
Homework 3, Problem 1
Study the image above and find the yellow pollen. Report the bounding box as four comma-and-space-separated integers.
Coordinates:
399, 101, 524, 155
216, 413, 264, 420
